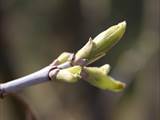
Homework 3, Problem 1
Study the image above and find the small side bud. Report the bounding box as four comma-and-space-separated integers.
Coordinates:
57, 52, 74, 64
50, 52, 73, 66
56, 66, 82, 83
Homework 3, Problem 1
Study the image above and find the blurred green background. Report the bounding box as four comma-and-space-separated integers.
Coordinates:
0, 0, 159, 120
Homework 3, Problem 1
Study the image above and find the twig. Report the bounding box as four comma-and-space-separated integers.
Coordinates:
0, 62, 71, 97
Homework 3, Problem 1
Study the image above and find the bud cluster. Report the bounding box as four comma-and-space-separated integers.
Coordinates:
49, 21, 127, 92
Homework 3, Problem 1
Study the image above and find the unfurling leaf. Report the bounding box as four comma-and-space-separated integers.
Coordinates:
82, 65, 126, 92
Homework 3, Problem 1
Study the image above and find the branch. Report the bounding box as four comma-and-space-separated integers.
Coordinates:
0, 21, 126, 98
0, 62, 71, 97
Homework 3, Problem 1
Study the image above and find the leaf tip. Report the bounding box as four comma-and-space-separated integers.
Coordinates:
113, 81, 126, 92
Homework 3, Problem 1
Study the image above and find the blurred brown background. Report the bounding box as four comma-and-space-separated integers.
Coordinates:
0, 0, 159, 120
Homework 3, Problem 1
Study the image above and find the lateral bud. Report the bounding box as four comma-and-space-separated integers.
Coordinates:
56, 66, 82, 83
51, 52, 74, 65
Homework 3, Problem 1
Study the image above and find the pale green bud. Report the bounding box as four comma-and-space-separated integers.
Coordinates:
57, 52, 73, 64
92, 21, 126, 55
83, 65, 126, 92
75, 21, 126, 65
56, 66, 82, 83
